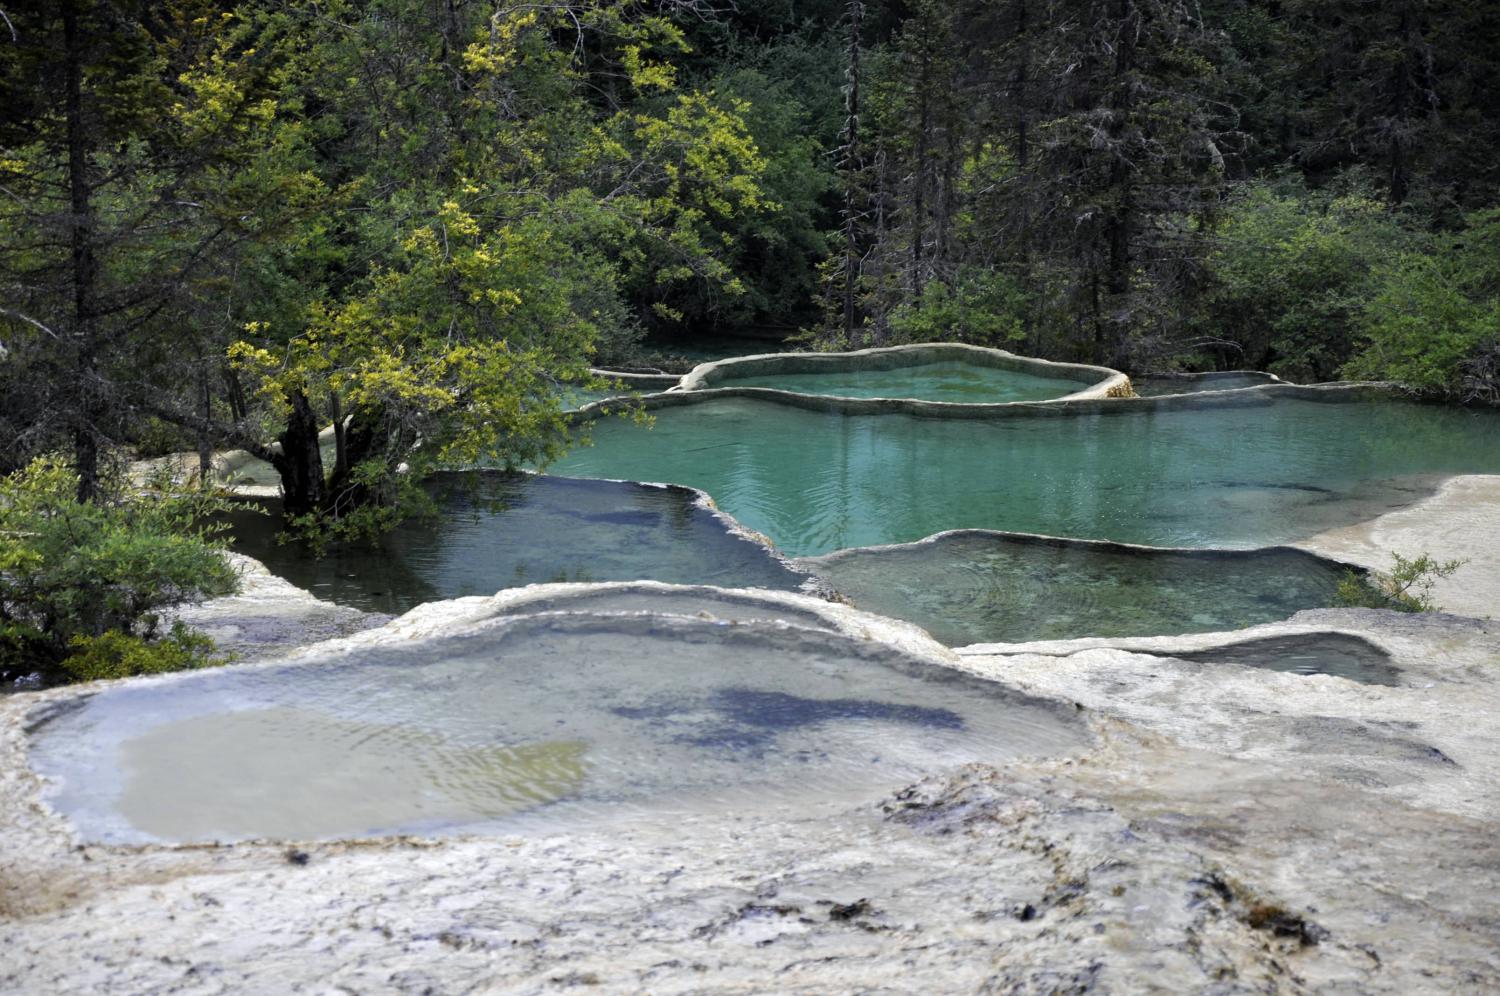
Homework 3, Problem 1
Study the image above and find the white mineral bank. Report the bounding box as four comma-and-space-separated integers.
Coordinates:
2, 476, 1500, 992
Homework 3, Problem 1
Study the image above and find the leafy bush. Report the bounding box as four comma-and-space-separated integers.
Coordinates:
0, 458, 239, 683
1345, 209, 1500, 402
887, 268, 1030, 346
1203, 174, 1415, 381
61, 623, 226, 682
1334, 552, 1466, 613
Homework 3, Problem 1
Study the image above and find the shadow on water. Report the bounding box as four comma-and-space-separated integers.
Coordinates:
612, 688, 965, 754
226, 471, 807, 614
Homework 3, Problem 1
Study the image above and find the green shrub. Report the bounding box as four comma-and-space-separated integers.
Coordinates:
1334, 552, 1466, 613
1345, 209, 1500, 402
0, 457, 239, 683
887, 268, 1030, 347
1204, 173, 1415, 381
61, 623, 227, 682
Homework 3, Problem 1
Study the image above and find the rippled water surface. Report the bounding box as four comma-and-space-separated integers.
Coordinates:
800, 534, 1350, 646
554, 395, 1500, 556
29, 614, 1083, 843
713, 360, 1091, 402
228, 472, 807, 613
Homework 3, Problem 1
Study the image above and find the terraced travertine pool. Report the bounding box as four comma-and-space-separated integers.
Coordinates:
705, 359, 1094, 402
554, 393, 1500, 556
28, 359, 1500, 849
29, 612, 1083, 843
797, 533, 1353, 646
226, 471, 808, 613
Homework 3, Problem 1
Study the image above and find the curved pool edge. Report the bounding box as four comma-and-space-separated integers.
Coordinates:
1293, 472, 1500, 619
0, 577, 1074, 879
674, 342, 1130, 403
795, 526, 1369, 574
574, 378, 1402, 421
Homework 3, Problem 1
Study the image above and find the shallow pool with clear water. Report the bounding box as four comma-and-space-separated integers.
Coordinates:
709, 360, 1092, 403
29, 613, 1084, 843
798, 533, 1352, 646
554, 394, 1500, 556
1153, 633, 1401, 686
226, 472, 808, 613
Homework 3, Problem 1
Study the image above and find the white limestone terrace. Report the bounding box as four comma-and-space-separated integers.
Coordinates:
13, 369, 1498, 991
672, 341, 1132, 404
2, 582, 1500, 992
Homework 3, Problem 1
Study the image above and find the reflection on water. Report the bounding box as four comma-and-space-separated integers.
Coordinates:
550, 395, 1500, 556
801, 533, 1350, 646
29, 613, 1084, 843
716, 360, 1089, 403
1131, 373, 1281, 396
227, 472, 807, 613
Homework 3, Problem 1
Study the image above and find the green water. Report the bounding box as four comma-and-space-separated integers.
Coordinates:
553, 394, 1500, 556
716, 360, 1090, 402
227, 472, 807, 613
798, 534, 1351, 646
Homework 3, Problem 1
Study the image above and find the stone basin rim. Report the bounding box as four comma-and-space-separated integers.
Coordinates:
674, 342, 1127, 403
573, 378, 1405, 420
952, 613, 1403, 664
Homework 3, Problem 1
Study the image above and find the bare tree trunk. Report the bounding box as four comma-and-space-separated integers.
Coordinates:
197, 369, 213, 484
1102, 0, 1138, 364
842, 0, 864, 343
64, 7, 101, 502
911, 23, 931, 301
271, 390, 326, 520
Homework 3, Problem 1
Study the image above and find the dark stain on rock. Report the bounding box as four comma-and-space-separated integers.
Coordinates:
827, 898, 873, 921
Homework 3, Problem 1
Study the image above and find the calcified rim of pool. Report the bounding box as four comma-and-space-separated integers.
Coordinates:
1132, 369, 1285, 390
575, 373, 1399, 420
671, 342, 1130, 405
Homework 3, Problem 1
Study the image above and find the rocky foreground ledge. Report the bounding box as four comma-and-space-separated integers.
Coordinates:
0, 596, 1496, 992
1, 480, 1498, 994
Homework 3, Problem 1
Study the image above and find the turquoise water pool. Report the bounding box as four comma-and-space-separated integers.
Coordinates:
712, 359, 1092, 403
553, 393, 1500, 556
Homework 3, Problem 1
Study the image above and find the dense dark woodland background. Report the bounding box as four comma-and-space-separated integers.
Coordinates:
2, 0, 1499, 495
1, 0, 1497, 680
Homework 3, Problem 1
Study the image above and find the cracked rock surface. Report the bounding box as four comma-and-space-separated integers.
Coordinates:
1, 582, 1498, 992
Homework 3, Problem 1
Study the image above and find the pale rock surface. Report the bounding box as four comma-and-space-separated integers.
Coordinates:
1298, 473, 1500, 618
2, 584, 1499, 993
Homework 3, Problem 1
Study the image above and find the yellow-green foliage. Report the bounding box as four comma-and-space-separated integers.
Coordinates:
217, 1, 771, 543
62, 624, 227, 683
